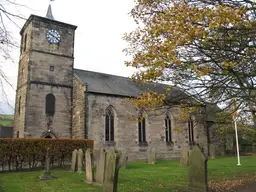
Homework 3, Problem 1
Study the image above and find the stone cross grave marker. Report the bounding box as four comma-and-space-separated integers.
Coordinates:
119, 151, 128, 169
40, 147, 54, 180
209, 144, 215, 159
77, 149, 84, 173
95, 148, 106, 185
180, 147, 189, 166
188, 145, 208, 192
148, 148, 156, 164
103, 148, 121, 192
85, 148, 94, 184
70, 149, 78, 172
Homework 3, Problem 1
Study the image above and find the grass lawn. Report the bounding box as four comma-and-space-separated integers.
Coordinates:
0, 115, 13, 127
0, 156, 256, 192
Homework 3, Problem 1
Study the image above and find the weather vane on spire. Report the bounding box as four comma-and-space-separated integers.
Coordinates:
46, 0, 55, 20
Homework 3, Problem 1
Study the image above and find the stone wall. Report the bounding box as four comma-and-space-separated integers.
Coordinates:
85, 93, 208, 161
25, 84, 72, 138
72, 76, 86, 138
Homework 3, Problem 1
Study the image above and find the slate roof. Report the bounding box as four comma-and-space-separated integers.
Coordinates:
74, 68, 198, 103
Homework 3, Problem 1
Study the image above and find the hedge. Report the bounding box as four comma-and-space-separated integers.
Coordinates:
0, 138, 93, 172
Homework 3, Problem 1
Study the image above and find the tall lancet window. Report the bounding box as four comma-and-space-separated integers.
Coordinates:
165, 114, 172, 143
45, 94, 55, 116
188, 117, 194, 144
138, 111, 146, 143
105, 107, 114, 142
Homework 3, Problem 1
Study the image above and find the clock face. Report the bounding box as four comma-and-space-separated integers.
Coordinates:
46, 29, 61, 44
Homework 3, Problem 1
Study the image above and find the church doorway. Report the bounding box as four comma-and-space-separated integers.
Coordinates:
41, 131, 57, 139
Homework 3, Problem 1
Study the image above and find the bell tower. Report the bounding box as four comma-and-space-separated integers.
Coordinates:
13, 4, 77, 138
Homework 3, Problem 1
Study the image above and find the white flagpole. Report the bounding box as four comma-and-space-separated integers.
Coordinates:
234, 117, 241, 165
233, 99, 241, 166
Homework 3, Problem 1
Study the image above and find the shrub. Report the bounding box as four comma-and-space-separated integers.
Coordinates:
0, 138, 93, 171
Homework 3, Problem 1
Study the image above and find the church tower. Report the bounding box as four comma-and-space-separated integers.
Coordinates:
13, 4, 77, 138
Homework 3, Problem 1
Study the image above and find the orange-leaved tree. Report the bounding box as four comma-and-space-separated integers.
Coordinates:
123, 0, 256, 124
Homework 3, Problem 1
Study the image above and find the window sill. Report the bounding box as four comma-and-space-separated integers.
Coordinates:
104, 141, 116, 147
166, 142, 174, 146
139, 142, 148, 147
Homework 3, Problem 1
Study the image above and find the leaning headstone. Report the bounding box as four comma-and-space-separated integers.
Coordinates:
95, 148, 106, 185
209, 144, 215, 159
148, 148, 156, 164
188, 145, 208, 192
85, 148, 94, 184
70, 149, 78, 172
77, 149, 84, 173
103, 148, 121, 192
180, 147, 189, 166
40, 148, 54, 180
119, 151, 128, 169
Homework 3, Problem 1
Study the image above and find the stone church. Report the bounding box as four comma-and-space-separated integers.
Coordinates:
13, 5, 214, 161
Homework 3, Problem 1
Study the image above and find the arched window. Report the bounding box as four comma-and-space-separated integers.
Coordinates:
188, 117, 194, 144
18, 96, 21, 114
165, 114, 172, 143
138, 112, 146, 143
23, 34, 27, 51
105, 107, 114, 141
45, 94, 55, 116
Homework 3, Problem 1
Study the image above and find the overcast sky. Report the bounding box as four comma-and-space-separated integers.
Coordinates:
1, 0, 137, 114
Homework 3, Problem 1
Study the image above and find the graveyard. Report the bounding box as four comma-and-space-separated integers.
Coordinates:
0, 156, 256, 192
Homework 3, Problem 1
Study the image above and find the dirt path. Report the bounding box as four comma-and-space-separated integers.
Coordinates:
235, 183, 256, 192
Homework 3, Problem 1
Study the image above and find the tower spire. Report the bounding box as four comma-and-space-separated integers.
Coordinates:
46, 0, 55, 20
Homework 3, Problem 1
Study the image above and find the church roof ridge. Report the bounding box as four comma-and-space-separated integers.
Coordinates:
73, 68, 172, 87
73, 68, 205, 106
74, 68, 132, 79
73, 68, 200, 105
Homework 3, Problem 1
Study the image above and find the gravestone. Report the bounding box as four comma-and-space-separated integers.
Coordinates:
220, 144, 225, 156
180, 147, 189, 166
148, 148, 156, 164
119, 151, 128, 169
40, 148, 54, 180
103, 148, 121, 192
209, 144, 215, 159
188, 145, 208, 192
95, 148, 106, 185
85, 148, 94, 184
77, 149, 84, 173
70, 149, 78, 172
93, 148, 100, 169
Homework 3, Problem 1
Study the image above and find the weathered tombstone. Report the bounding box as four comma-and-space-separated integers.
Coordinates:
93, 148, 100, 169
77, 149, 84, 173
188, 145, 208, 192
95, 148, 106, 185
220, 144, 225, 156
40, 148, 54, 180
103, 148, 121, 192
180, 147, 189, 166
209, 144, 215, 159
70, 149, 78, 172
85, 148, 94, 184
119, 151, 128, 169
148, 148, 156, 164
